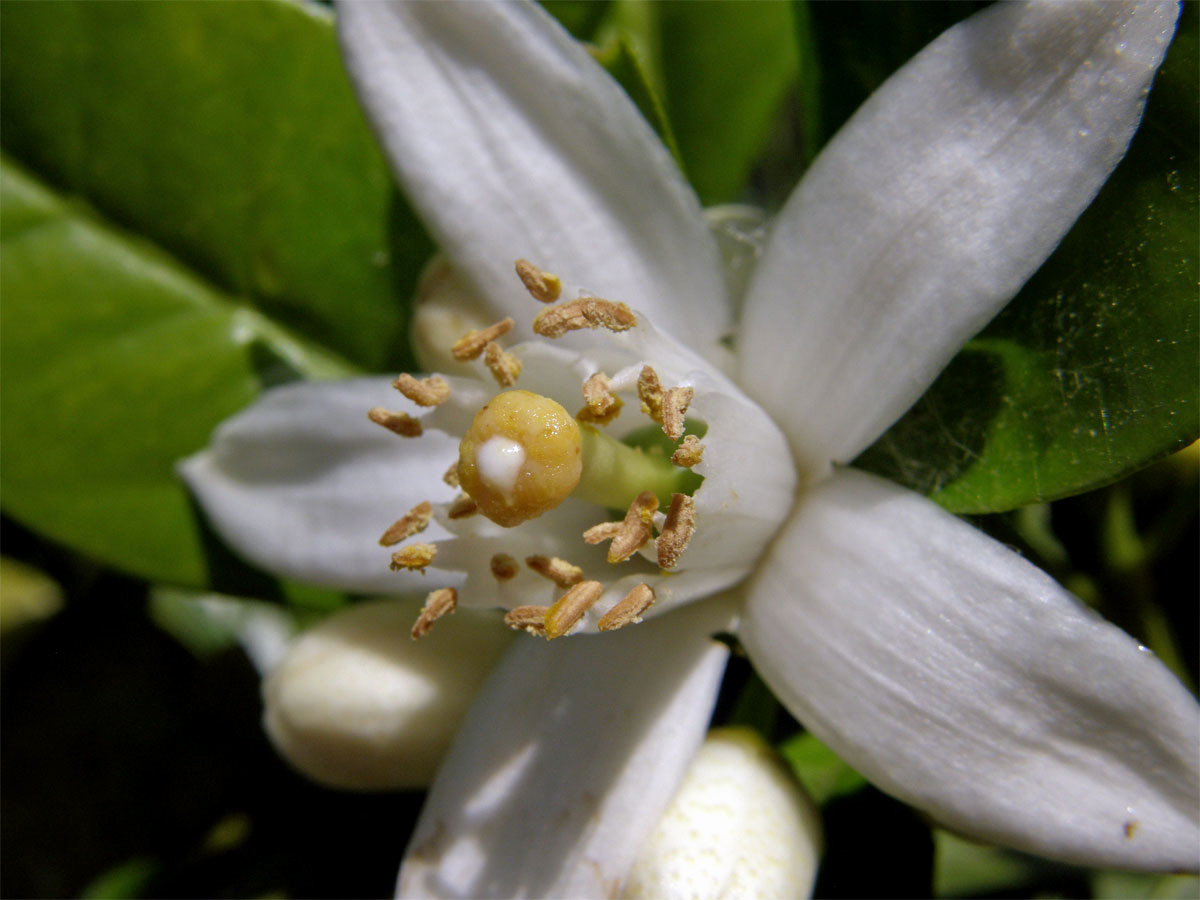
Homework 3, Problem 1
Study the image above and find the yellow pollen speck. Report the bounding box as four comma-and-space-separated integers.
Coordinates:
544, 580, 604, 639
379, 500, 434, 546
657, 494, 696, 569
368, 407, 423, 438
490, 553, 520, 581
443, 461, 461, 488
411, 587, 457, 639
525, 555, 584, 588
671, 435, 704, 468
392, 373, 450, 407
484, 341, 522, 387
532, 297, 636, 337
505, 605, 550, 636
637, 366, 664, 423
447, 495, 478, 519
457, 391, 582, 527
608, 490, 659, 564
514, 258, 562, 303
452, 317, 514, 361
390, 543, 437, 573
598, 583, 655, 631
661, 386, 693, 442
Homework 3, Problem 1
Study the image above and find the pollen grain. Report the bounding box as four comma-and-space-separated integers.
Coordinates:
390, 542, 437, 573
392, 373, 450, 407
369, 407, 423, 438
657, 493, 696, 569
379, 500, 434, 546
411, 587, 457, 639
533, 297, 636, 337
452, 317, 514, 361
514, 258, 562, 303
598, 583, 655, 632
544, 580, 604, 639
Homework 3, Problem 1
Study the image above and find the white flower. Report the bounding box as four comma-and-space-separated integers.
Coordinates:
181, 1, 1199, 896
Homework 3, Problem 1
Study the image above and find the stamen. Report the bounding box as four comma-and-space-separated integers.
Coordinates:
443, 461, 461, 488
514, 258, 562, 303
525, 555, 584, 588
671, 434, 705, 468
505, 605, 550, 636
490, 553, 520, 581
390, 543, 437, 573
661, 386, 693, 441
608, 490, 659, 564
447, 495, 478, 519
577, 371, 623, 425
583, 521, 622, 544
657, 494, 696, 569
368, 407, 423, 438
411, 587, 457, 639
544, 580, 604, 639
378, 500, 434, 546
392, 373, 450, 407
452, 317, 514, 361
533, 297, 636, 337
484, 341, 522, 387
637, 365, 664, 423
598, 583, 655, 632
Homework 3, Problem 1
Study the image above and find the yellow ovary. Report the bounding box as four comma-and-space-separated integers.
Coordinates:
457, 390, 582, 527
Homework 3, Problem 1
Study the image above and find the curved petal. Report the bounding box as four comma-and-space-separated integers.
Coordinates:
738, 1, 1179, 472
740, 468, 1200, 871
178, 378, 462, 594
397, 598, 734, 899
337, 0, 730, 354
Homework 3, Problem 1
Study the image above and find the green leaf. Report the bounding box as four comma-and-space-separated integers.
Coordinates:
932, 831, 1042, 899
1, 158, 353, 588
593, 32, 684, 168
778, 731, 867, 807
656, 1, 799, 205
0, 0, 430, 374
0, 0, 434, 588
856, 7, 1199, 513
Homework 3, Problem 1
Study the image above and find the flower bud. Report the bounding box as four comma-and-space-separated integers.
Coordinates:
624, 727, 823, 899
263, 599, 512, 790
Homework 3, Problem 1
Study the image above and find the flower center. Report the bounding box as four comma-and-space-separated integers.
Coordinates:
369, 258, 710, 641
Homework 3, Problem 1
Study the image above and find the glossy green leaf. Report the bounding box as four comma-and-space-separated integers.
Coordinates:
656, 1, 800, 205
0, 0, 430, 374
778, 731, 867, 807
855, 7, 1199, 513
1, 158, 354, 588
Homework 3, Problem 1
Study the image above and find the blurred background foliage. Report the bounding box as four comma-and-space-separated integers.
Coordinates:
1, 1, 1196, 897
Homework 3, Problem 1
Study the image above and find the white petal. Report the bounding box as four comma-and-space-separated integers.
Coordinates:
396, 598, 734, 899
738, 1, 1180, 471
178, 378, 462, 594
263, 599, 512, 790
337, 0, 730, 354
740, 468, 1200, 870
624, 727, 823, 900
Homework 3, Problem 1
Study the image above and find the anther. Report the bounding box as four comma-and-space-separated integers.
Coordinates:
452, 317, 514, 361
583, 521, 622, 544
443, 461, 461, 488
505, 605, 550, 636
369, 407, 423, 438
514, 258, 562, 303
544, 580, 604, 639
657, 493, 696, 569
447, 495, 478, 519
577, 371, 623, 425
637, 366, 664, 422
533, 297, 636, 337
608, 490, 660, 564
671, 434, 705, 468
661, 386, 693, 441
390, 543, 437, 573
392, 373, 450, 407
525, 555, 584, 588
484, 341, 522, 387
598, 584, 655, 632
379, 500, 434, 546
411, 587, 457, 639
490, 553, 520, 581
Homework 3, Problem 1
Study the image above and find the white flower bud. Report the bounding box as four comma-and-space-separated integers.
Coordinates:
262, 598, 512, 790
624, 727, 823, 899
